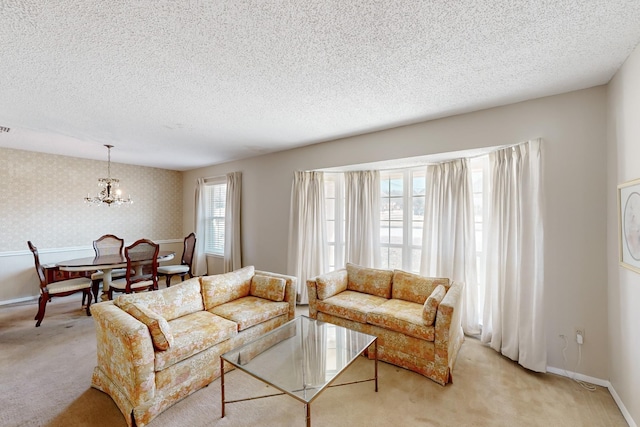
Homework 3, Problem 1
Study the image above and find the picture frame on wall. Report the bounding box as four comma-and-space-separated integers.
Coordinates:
618, 178, 640, 274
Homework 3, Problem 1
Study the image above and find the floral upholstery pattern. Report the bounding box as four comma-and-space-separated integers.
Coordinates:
200, 266, 254, 310
346, 263, 393, 298
120, 302, 174, 350
210, 296, 289, 331
115, 278, 204, 321
308, 266, 464, 386
423, 284, 446, 326
391, 270, 450, 304
250, 274, 286, 302
368, 299, 435, 341
315, 269, 348, 300
316, 290, 387, 323
91, 266, 296, 427
155, 311, 237, 371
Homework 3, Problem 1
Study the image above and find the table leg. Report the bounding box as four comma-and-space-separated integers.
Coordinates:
221, 358, 226, 418
100, 268, 114, 301
305, 403, 311, 427
374, 339, 378, 392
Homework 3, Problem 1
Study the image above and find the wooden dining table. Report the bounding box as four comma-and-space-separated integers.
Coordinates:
56, 251, 175, 301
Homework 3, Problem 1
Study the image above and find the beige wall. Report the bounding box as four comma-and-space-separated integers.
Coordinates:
0, 147, 184, 302
183, 87, 610, 381
607, 43, 640, 425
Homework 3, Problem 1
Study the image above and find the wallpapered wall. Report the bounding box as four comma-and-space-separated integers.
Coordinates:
1, 147, 183, 252
0, 147, 184, 302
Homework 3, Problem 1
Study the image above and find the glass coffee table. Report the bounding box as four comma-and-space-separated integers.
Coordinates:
220, 315, 378, 427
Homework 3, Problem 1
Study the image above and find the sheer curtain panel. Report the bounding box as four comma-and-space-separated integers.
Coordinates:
224, 172, 242, 272
481, 139, 545, 372
420, 159, 480, 335
344, 171, 381, 268
287, 171, 328, 304
193, 178, 208, 276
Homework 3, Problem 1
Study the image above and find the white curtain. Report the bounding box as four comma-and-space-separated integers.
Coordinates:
481, 139, 545, 372
224, 172, 242, 272
287, 171, 328, 304
193, 178, 208, 276
344, 171, 380, 268
420, 159, 480, 335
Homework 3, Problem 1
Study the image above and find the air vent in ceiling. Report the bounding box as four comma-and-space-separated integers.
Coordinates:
0, 126, 10, 133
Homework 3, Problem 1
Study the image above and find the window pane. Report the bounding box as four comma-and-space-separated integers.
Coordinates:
389, 221, 403, 244
412, 197, 424, 221
325, 180, 336, 198
388, 247, 402, 270
327, 220, 336, 242
389, 197, 403, 220
411, 249, 422, 273
380, 223, 390, 244
412, 221, 423, 246
412, 174, 425, 196
326, 198, 335, 220
380, 247, 389, 269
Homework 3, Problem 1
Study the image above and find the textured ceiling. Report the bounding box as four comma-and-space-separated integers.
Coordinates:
1, 1, 640, 171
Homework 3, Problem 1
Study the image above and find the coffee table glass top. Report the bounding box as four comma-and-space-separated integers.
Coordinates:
221, 315, 376, 404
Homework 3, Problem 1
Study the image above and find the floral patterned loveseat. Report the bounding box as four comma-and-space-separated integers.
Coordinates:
307, 263, 463, 386
90, 266, 296, 427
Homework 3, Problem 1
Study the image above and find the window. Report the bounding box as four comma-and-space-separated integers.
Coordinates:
205, 180, 226, 256
325, 173, 345, 271
470, 156, 488, 321
380, 169, 425, 273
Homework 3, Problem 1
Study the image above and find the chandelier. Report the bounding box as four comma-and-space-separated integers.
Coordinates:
84, 145, 133, 207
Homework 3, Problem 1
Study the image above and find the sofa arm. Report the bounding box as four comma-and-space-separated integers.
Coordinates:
306, 277, 319, 318
91, 301, 156, 406
255, 270, 297, 321
434, 281, 465, 382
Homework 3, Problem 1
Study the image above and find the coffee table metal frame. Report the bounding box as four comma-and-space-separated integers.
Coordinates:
220, 315, 378, 427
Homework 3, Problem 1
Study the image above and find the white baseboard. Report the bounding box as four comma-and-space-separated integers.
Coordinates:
547, 366, 636, 427
0, 295, 38, 306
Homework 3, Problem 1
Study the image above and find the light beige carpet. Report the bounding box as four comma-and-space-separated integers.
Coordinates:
0, 297, 628, 427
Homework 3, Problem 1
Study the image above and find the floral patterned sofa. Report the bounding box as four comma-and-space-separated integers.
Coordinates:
90, 266, 296, 427
307, 263, 463, 386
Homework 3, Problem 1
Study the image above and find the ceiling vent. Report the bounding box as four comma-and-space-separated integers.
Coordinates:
0, 126, 10, 133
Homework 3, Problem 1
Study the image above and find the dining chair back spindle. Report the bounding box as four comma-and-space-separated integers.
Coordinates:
27, 241, 92, 327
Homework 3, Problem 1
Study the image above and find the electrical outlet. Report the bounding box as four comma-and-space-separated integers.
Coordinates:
575, 328, 584, 344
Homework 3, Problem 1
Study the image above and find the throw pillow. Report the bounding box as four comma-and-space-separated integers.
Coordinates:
200, 265, 255, 310
392, 270, 450, 304
250, 275, 286, 302
422, 284, 447, 326
316, 269, 348, 300
121, 302, 174, 351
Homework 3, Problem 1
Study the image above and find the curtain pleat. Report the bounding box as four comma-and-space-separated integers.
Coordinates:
345, 171, 380, 268
481, 139, 546, 372
224, 172, 242, 272
420, 159, 480, 335
287, 171, 328, 304
193, 178, 208, 276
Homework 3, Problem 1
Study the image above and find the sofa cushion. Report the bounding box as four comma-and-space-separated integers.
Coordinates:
210, 296, 289, 331
316, 269, 348, 300
120, 302, 174, 351
368, 299, 435, 341
391, 270, 450, 304
346, 263, 393, 298
250, 275, 286, 302
423, 284, 447, 326
114, 277, 204, 321
316, 290, 388, 323
201, 266, 255, 310
155, 311, 237, 371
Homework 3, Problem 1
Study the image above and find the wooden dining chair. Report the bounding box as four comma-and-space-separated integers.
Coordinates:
27, 241, 92, 327
157, 232, 196, 287
108, 239, 159, 300
89, 234, 128, 303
